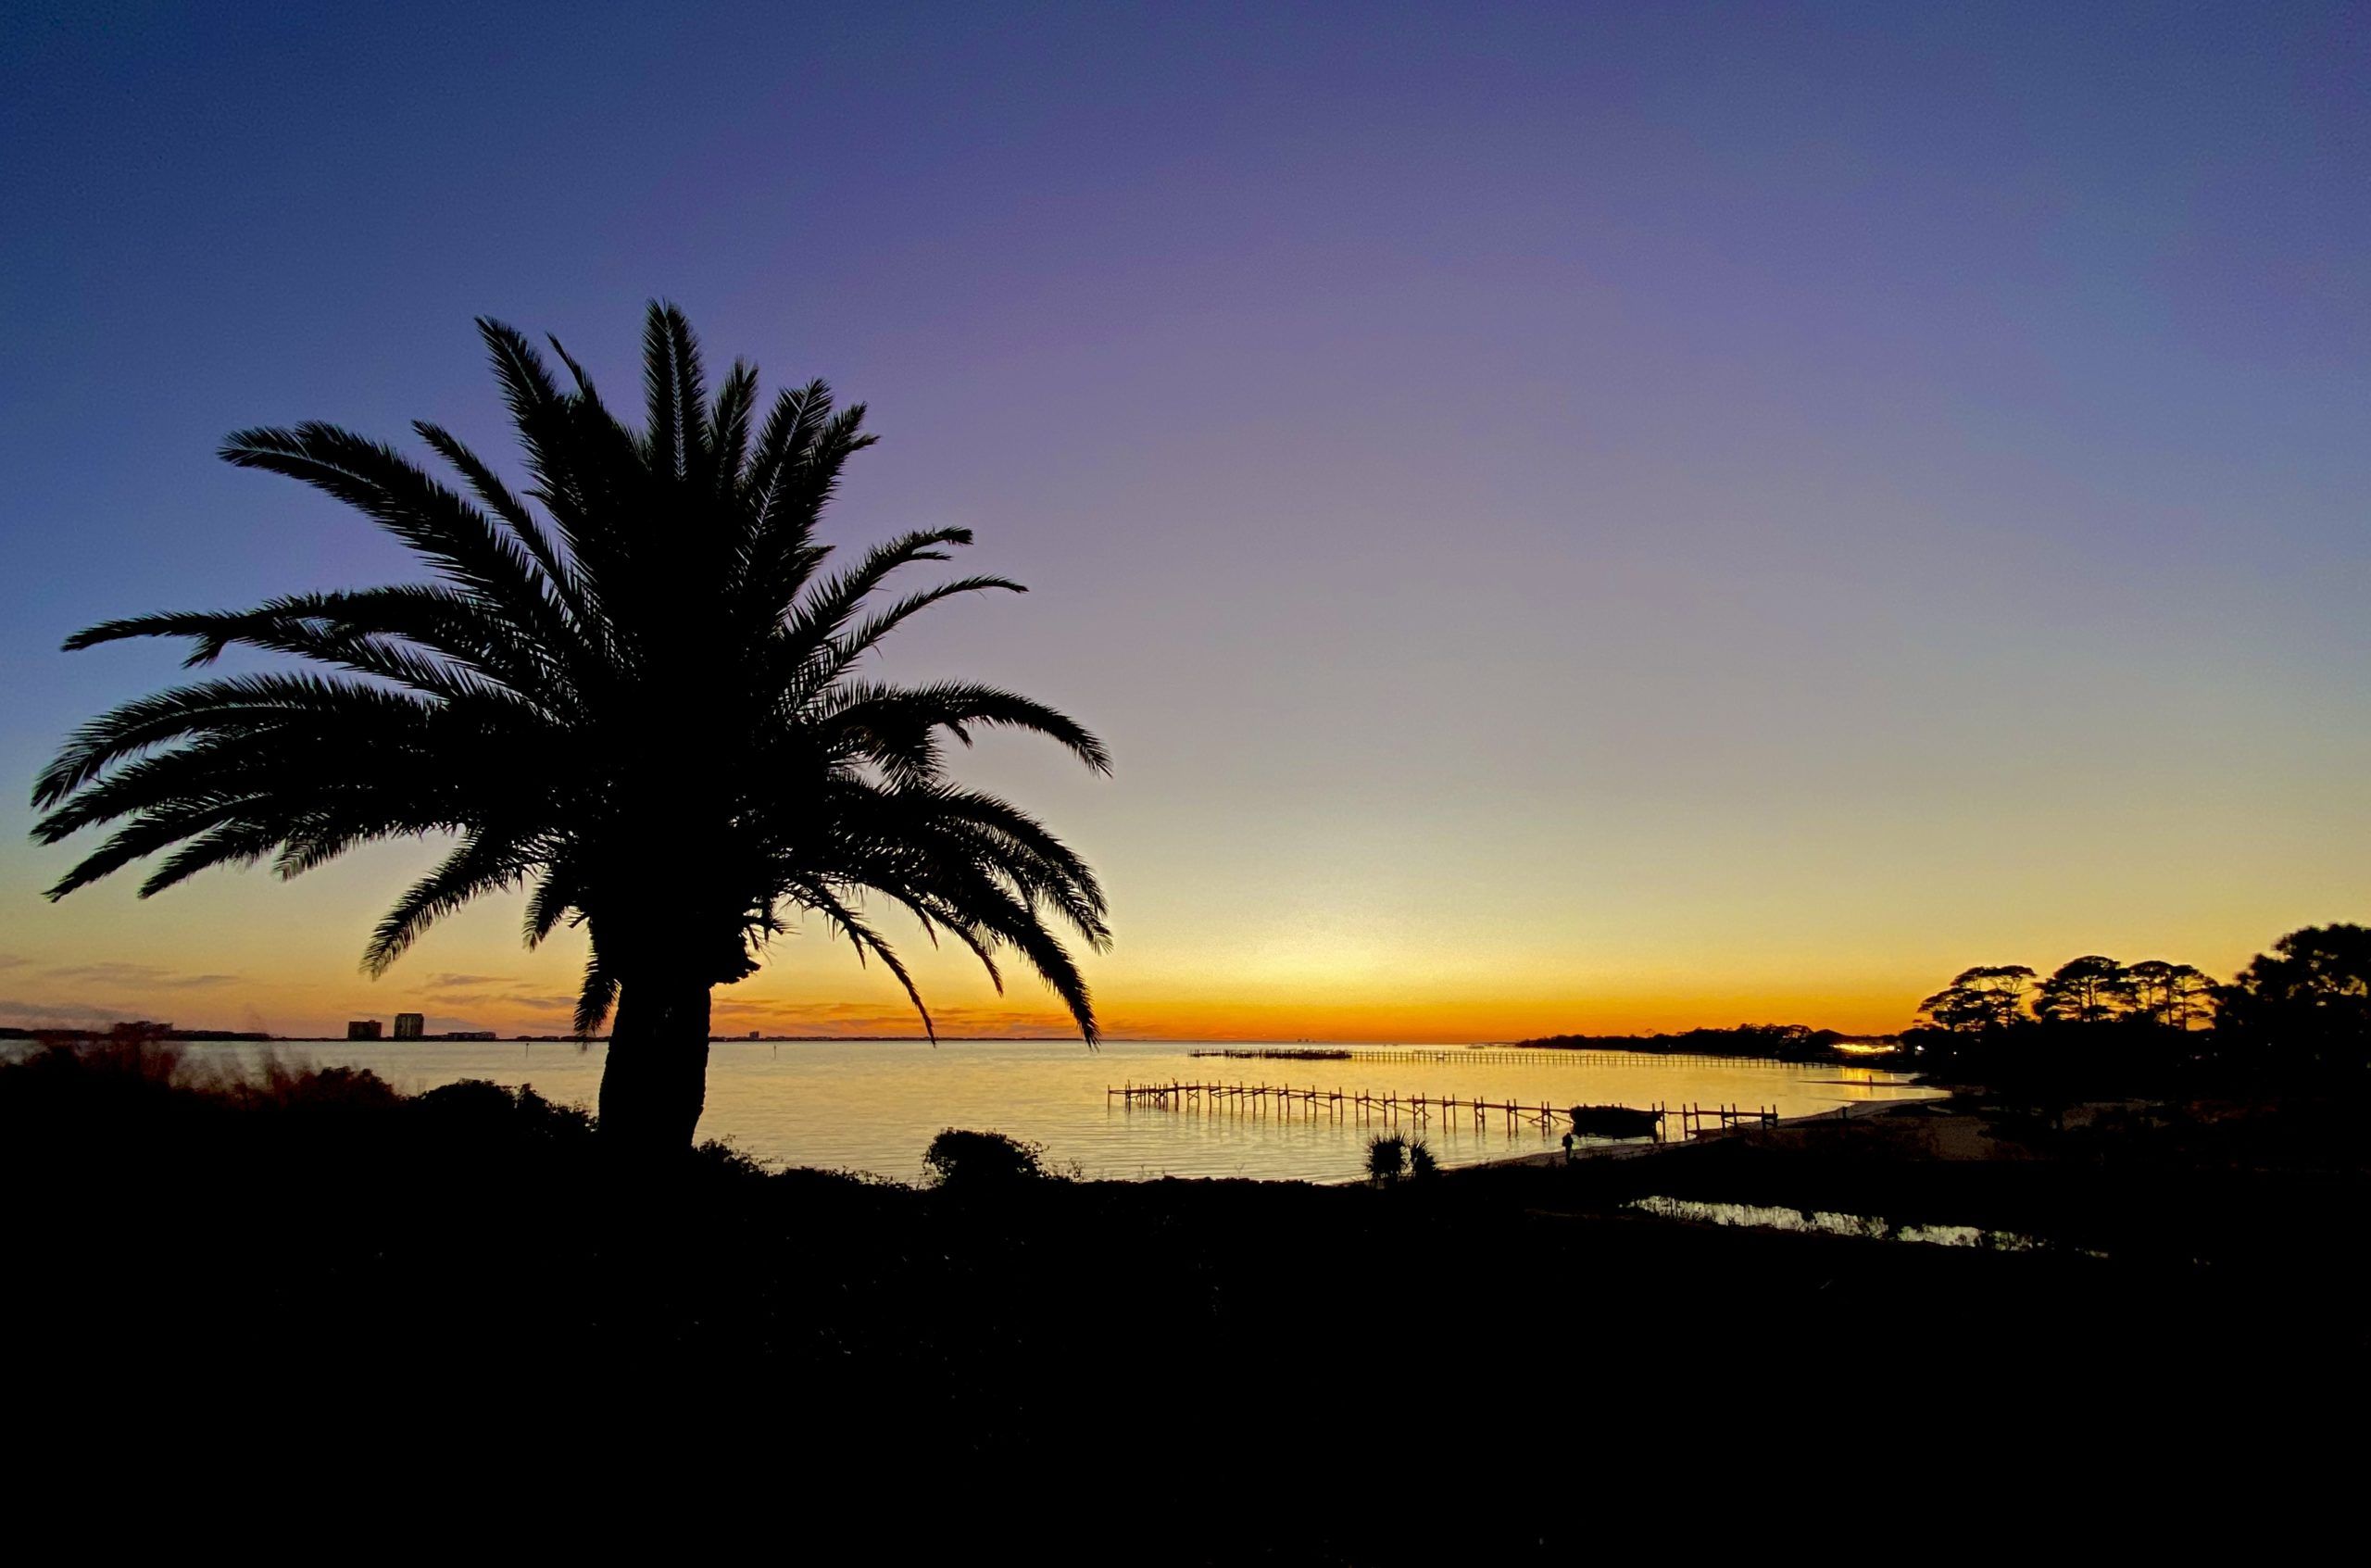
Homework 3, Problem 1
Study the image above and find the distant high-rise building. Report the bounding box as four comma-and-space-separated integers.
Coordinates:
346, 1020, 383, 1041
394, 1012, 425, 1040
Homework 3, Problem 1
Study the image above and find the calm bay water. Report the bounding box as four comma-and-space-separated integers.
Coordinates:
194, 1037, 1941, 1184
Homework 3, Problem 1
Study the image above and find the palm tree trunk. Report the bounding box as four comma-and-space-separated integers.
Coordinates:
599, 973, 712, 1153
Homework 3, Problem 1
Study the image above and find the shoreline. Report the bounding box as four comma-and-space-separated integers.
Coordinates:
1436, 1093, 1939, 1177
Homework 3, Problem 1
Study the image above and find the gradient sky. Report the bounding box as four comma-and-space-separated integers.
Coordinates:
4, 2, 2365, 1040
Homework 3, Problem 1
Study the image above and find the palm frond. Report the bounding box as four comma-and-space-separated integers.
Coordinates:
33, 672, 438, 809
824, 679, 1112, 775
787, 878, 937, 1044
363, 831, 534, 977
707, 360, 758, 497
524, 865, 587, 948
574, 943, 618, 1038
220, 424, 563, 633
410, 419, 590, 632
640, 300, 709, 481
61, 589, 563, 713
823, 575, 1029, 680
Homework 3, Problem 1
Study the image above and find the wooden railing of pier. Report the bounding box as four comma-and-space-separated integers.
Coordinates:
1108, 1081, 1780, 1141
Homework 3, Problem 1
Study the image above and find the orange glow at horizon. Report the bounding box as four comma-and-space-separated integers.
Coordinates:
3, 733, 2361, 1044
0, 833, 2327, 1043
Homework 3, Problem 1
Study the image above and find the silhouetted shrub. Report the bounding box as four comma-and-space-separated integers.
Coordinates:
922, 1128, 1057, 1188
1, 1029, 186, 1104
1408, 1137, 1438, 1180
1365, 1133, 1408, 1185
414, 1078, 595, 1141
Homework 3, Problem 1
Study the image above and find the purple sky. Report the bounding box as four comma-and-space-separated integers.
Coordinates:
4, 3, 2365, 1038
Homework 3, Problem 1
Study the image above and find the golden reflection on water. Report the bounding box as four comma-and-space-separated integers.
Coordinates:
191, 1039, 1942, 1184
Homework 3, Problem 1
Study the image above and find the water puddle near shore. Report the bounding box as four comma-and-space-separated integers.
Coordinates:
1625, 1196, 2092, 1255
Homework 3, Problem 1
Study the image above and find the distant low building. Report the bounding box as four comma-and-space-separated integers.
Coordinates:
346, 1020, 383, 1041
441, 1030, 496, 1041
393, 1012, 425, 1040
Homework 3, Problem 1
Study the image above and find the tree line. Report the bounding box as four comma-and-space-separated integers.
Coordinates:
1517, 1023, 1848, 1062
1916, 957, 2216, 1033
1907, 922, 2371, 1088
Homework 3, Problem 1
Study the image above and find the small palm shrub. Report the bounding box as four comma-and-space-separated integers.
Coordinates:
1407, 1137, 1438, 1180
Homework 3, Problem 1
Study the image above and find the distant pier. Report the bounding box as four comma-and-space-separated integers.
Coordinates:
1186, 1047, 1800, 1069
1108, 1080, 1779, 1141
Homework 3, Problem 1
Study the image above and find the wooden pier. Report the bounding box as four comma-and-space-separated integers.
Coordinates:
1108, 1081, 1780, 1142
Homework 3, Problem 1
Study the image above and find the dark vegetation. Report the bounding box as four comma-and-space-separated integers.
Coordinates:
0, 1023, 277, 1042
1510, 1095, 2371, 1269
1363, 1131, 1437, 1184
1516, 1022, 1862, 1060
7, 1034, 2358, 1515
1904, 923, 2371, 1098
922, 1126, 1072, 1187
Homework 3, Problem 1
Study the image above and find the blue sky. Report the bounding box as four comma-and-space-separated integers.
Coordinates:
4, 2, 2365, 1037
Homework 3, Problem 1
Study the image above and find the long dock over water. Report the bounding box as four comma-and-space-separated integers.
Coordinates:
1108, 1080, 1780, 1141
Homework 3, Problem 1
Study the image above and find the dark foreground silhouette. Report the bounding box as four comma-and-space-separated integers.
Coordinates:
6, 1035, 2361, 1556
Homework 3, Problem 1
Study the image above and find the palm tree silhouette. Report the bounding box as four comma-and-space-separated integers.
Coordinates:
32, 304, 1111, 1152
